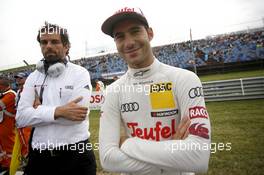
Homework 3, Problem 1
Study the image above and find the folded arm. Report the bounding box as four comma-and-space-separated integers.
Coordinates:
99, 86, 159, 174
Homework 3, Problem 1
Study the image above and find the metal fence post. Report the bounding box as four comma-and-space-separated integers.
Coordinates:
240, 78, 245, 96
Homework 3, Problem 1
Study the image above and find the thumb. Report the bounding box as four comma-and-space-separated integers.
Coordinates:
71, 96, 83, 104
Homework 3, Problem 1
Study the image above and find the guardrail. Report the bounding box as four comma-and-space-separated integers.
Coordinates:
202, 76, 264, 101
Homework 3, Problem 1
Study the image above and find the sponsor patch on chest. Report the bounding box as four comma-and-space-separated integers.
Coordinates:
149, 82, 176, 109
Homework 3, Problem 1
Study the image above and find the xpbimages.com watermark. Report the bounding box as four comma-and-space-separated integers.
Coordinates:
104, 82, 172, 96
164, 141, 232, 154
32, 140, 231, 154
32, 140, 99, 153
39, 23, 67, 37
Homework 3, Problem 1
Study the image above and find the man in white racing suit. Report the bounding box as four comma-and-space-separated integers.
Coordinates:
99, 7, 211, 175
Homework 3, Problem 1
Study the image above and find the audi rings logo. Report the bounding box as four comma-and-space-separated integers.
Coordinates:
188, 87, 204, 98
121, 102, 139, 113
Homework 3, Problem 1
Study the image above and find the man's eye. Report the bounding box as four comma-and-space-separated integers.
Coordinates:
132, 30, 140, 35
51, 40, 61, 44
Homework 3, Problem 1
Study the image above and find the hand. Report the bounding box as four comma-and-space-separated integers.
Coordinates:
33, 88, 41, 109
54, 96, 88, 121
172, 116, 191, 140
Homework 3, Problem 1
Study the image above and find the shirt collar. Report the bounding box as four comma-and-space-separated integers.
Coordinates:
127, 58, 160, 79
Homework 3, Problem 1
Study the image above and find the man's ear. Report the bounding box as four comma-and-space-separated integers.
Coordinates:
64, 43, 70, 50
147, 27, 154, 41
64, 44, 70, 54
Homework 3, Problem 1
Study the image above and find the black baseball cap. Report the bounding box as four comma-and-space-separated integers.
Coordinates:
101, 7, 149, 37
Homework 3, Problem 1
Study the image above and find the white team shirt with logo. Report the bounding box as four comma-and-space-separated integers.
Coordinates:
16, 62, 92, 149
100, 59, 211, 175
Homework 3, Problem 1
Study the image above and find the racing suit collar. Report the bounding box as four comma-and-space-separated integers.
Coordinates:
127, 58, 160, 79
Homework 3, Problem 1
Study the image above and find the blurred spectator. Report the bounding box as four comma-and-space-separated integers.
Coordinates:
0, 76, 16, 175
2, 28, 264, 81
113, 76, 118, 81
9, 72, 32, 174
95, 80, 105, 91
14, 72, 29, 104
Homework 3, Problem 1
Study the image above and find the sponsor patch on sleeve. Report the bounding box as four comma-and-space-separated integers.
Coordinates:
189, 106, 209, 119
189, 123, 209, 139
188, 86, 204, 98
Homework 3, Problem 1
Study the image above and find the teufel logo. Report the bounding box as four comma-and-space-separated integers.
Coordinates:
126, 119, 176, 141
188, 87, 204, 98
115, 7, 135, 14
189, 123, 209, 139
121, 102, 139, 113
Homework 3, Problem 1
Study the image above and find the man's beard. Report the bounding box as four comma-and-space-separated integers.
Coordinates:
43, 55, 63, 74
44, 55, 61, 64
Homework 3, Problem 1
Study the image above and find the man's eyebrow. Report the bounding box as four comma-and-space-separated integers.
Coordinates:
39, 39, 47, 43
114, 26, 142, 37
129, 26, 141, 30
126, 26, 142, 33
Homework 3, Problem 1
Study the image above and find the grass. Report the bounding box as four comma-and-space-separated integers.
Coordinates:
199, 69, 264, 82
203, 99, 264, 175
89, 99, 264, 175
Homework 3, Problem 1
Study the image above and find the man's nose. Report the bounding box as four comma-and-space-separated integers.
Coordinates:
46, 41, 53, 48
124, 35, 135, 48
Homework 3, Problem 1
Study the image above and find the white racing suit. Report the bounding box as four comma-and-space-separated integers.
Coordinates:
99, 59, 211, 175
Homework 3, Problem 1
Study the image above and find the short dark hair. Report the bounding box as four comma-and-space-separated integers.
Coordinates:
37, 22, 71, 55
0, 76, 11, 87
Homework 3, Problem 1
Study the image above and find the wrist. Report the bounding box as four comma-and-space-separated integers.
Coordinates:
54, 106, 63, 120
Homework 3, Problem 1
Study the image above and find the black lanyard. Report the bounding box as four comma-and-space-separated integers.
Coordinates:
39, 74, 48, 104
